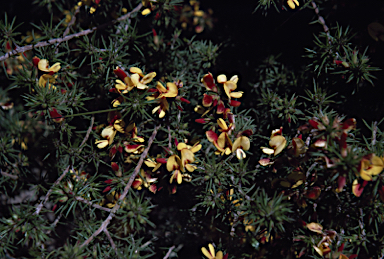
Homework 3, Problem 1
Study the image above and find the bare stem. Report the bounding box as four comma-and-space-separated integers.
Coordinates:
104, 228, 119, 258
74, 196, 111, 213
311, 1, 331, 43
79, 116, 95, 152
80, 124, 161, 248
0, 3, 142, 62
163, 245, 175, 259
34, 165, 70, 215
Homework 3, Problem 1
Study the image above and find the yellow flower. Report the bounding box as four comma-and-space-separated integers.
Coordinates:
167, 154, 184, 184
151, 82, 178, 118
287, 0, 299, 9
201, 244, 224, 259
37, 59, 61, 73
130, 67, 156, 90
177, 141, 201, 172
217, 74, 243, 100
232, 136, 250, 160
358, 154, 384, 181
261, 128, 287, 156
38, 74, 57, 89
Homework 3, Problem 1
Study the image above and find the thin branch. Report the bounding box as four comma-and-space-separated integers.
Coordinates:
79, 116, 95, 152
54, 5, 81, 54
34, 165, 70, 215
1, 170, 18, 180
74, 196, 111, 213
372, 121, 378, 147
163, 245, 175, 259
311, 1, 331, 43
104, 228, 119, 258
80, 124, 161, 248
46, 213, 62, 235
0, 3, 143, 62
168, 125, 172, 150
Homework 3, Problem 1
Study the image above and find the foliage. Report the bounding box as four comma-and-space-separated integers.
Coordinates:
1, 0, 384, 258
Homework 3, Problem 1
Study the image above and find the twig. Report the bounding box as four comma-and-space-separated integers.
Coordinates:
74, 196, 112, 212
79, 116, 95, 152
80, 124, 161, 248
1, 170, 18, 180
104, 228, 120, 258
54, 5, 81, 54
34, 165, 70, 215
168, 125, 172, 150
372, 121, 378, 147
0, 3, 143, 62
311, 1, 331, 43
46, 213, 62, 235
163, 245, 175, 259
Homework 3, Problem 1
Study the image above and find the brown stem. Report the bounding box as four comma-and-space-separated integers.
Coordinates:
74, 196, 111, 213
34, 165, 70, 215
163, 245, 175, 259
311, 1, 331, 44
80, 124, 161, 248
104, 228, 119, 258
0, 3, 143, 62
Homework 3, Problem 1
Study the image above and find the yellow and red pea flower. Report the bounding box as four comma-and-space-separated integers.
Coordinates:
49, 108, 64, 123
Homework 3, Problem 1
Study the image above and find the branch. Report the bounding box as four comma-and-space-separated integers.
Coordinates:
163, 245, 175, 259
104, 228, 119, 258
311, 1, 331, 43
1, 170, 18, 180
0, 3, 143, 62
34, 165, 70, 215
80, 124, 161, 248
79, 116, 95, 153
74, 196, 112, 213
372, 121, 378, 147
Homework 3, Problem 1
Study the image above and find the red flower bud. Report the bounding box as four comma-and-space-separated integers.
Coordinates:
156, 158, 167, 164
179, 97, 190, 104
177, 105, 183, 111
111, 162, 119, 172
103, 186, 111, 193
49, 108, 64, 123
104, 179, 113, 184
229, 100, 241, 107
52, 204, 58, 212
113, 67, 128, 81
195, 118, 208, 124
118, 146, 123, 153
32, 57, 40, 67
109, 88, 118, 93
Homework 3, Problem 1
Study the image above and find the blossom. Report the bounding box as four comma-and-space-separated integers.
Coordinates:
113, 67, 135, 94
142, 0, 157, 15
144, 157, 166, 172
358, 154, 384, 181
38, 74, 57, 89
150, 81, 178, 118
217, 74, 243, 100
232, 136, 250, 160
35, 58, 61, 73
130, 67, 156, 89
132, 169, 158, 193
95, 125, 116, 149
177, 141, 201, 172
49, 108, 64, 123
201, 244, 227, 259
287, 0, 299, 9
261, 128, 287, 156
201, 72, 218, 92
166, 154, 183, 184
206, 119, 234, 155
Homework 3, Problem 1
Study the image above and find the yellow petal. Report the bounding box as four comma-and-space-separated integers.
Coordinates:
38, 59, 49, 72
217, 74, 227, 83
95, 139, 108, 149
208, 244, 215, 258
201, 247, 212, 259
185, 163, 197, 172
306, 222, 323, 233
141, 8, 151, 15
230, 75, 239, 83
236, 148, 246, 160
261, 147, 275, 155
232, 136, 250, 152
216, 251, 223, 259
191, 143, 202, 153
142, 72, 156, 84
230, 91, 243, 98
49, 62, 61, 72
177, 142, 188, 150
101, 126, 115, 138
217, 118, 228, 131
130, 67, 144, 76
131, 73, 140, 86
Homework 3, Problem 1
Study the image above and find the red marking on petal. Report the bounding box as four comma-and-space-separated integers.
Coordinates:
113, 67, 128, 81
